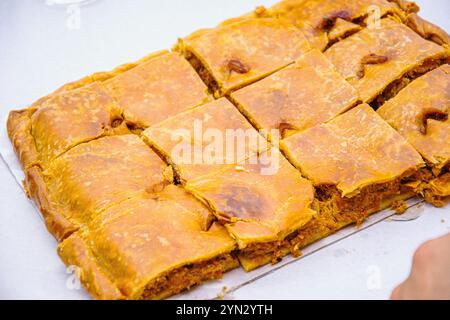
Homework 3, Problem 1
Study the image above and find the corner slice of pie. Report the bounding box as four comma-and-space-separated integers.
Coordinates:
325, 18, 449, 107
404, 13, 450, 47
7, 82, 129, 169
229, 49, 359, 141
378, 65, 450, 207
184, 148, 316, 271
281, 104, 425, 245
175, 17, 311, 97
57, 185, 238, 300
266, 0, 409, 51
142, 98, 268, 183
103, 52, 211, 129
26, 135, 172, 241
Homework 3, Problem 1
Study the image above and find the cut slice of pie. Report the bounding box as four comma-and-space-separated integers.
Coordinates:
378, 65, 450, 206
25, 135, 172, 241
184, 148, 315, 271
325, 18, 449, 107
142, 98, 268, 183
58, 185, 238, 300
281, 104, 425, 248
176, 17, 311, 96
103, 52, 211, 129
229, 49, 359, 141
7, 82, 129, 169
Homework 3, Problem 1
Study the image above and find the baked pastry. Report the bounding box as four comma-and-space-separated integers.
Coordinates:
5, 0, 450, 300
264, 0, 410, 51
26, 135, 172, 240
176, 17, 311, 97
281, 104, 425, 243
103, 51, 211, 129
184, 149, 315, 271
229, 49, 359, 141
7, 51, 211, 167
325, 18, 449, 107
58, 185, 238, 300
404, 13, 450, 46
378, 65, 450, 206
7, 82, 129, 170
142, 98, 267, 183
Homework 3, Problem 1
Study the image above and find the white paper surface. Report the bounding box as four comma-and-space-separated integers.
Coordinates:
0, 0, 449, 300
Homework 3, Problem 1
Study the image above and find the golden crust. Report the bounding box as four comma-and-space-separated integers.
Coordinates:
7, 83, 125, 171
378, 65, 450, 202
5, 0, 450, 300
104, 52, 211, 129
185, 149, 315, 250
378, 65, 450, 172
426, 173, 450, 199
327, 18, 362, 45
7, 50, 168, 168
281, 104, 424, 197
266, 0, 404, 50
25, 166, 79, 241
7, 52, 210, 171
7, 108, 40, 169
325, 18, 449, 103
388, 0, 420, 14
405, 13, 450, 46
230, 49, 359, 140
178, 18, 310, 96
30, 82, 129, 167
57, 233, 124, 300
58, 187, 237, 300
30, 135, 172, 240
142, 98, 267, 182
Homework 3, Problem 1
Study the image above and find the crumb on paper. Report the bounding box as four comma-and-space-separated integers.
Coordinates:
291, 244, 303, 258
392, 200, 408, 215
234, 165, 250, 173
217, 286, 228, 300
389, 202, 425, 222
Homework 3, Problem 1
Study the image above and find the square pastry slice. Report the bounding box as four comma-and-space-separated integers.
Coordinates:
58, 185, 238, 300
325, 18, 449, 107
266, 0, 409, 51
176, 17, 311, 96
104, 52, 211, 129
7, 82, 130, 169
26, 135, 172, 241
184, 148, 316, 271
230, 49, 359, 141
378, 65, 450, 206
281, 104, 425, 243
142, 98, 268, 183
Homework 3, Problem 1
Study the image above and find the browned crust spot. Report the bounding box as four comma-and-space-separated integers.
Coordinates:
357, 53, 389, 79
316, 10, 352, 32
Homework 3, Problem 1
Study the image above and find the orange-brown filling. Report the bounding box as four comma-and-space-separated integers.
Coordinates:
239, 170, 421, 264
421, 164, 450, 207
140, 253, 237, 300
182, 50, 220, 96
